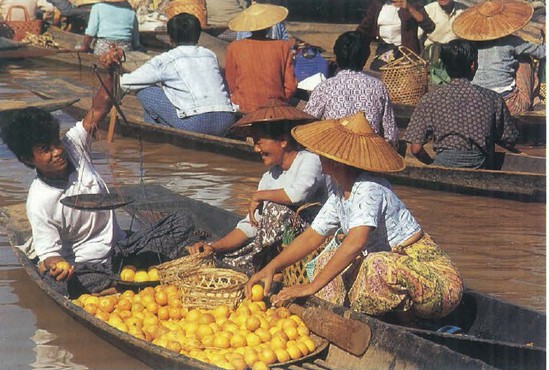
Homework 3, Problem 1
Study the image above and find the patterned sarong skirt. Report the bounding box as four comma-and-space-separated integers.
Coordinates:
308, 233, 463, 319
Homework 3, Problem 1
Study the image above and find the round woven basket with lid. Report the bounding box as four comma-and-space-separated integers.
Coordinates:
156, 252, 214, 285
177, 268, 248, 310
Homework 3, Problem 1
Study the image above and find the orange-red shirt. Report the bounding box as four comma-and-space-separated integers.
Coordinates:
225, 38, 297, 113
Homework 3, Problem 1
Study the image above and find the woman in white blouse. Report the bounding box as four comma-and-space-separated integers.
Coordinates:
187, 102, 329, 277
246, 112, 463, 320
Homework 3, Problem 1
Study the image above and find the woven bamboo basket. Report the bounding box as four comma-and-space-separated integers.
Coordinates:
156, 252, 214, 285
380, 46, 428, 105
177, 268, 247, 310
540, 82, 546, 102
163, 0, 207, 27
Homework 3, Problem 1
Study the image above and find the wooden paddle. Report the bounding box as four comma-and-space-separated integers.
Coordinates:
287, 303, 371, 357
106, 106, 117, 143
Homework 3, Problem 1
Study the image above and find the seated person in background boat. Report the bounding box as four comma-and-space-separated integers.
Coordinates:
1, 0, 37, 21
403, 39, 519, 169
79, 0, 140, 55
42, 0, 91, 33
246, 112, 464, 321
417, 0, 466, 84
356, 0, 435, 71
119, 12, 237, 136
186, 102, 330, 277
452, 0, 546, 116
235, 0, 288, 41
304, 31, 399, 147
225, 3, 297, 113
0, 50, 126, 295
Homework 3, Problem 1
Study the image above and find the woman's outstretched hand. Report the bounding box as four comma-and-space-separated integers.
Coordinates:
270, 283, 316, 306
245, 265, 276, 299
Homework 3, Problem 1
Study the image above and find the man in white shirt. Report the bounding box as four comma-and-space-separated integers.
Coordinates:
0, 51, 124, 296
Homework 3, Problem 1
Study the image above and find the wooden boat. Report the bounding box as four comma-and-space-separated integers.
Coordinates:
1, 183, 539, 370
0, 97, 78, 112
12, 73, 547, 202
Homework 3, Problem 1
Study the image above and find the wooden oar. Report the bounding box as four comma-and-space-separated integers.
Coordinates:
287, 303, 371, 357
106, 106, 117, 143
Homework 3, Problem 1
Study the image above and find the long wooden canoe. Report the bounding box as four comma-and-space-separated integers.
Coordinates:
0, 183, 524, 370
0, 97, 79, 113
12, 60, 546, 201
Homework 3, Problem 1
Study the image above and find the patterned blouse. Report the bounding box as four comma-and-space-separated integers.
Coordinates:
403, 78, 519, 152
304, 69, 399, 146
311, 172, 421, 255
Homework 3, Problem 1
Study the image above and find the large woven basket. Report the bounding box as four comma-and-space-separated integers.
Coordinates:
2, 5, 42, 41
156, 252, 214, 285
540, 82, 546, 102
164, 0, 207, 27
380, 46, 428, 105
177, 268, 247, 310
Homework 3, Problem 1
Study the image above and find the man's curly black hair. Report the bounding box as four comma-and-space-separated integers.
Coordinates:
0, 107, 60, 168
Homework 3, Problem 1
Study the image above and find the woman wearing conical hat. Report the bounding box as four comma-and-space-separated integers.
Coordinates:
187, 102, 331, 277
452, 0, 545, 115
246, 112, 463, 319
224, 2, 297, 113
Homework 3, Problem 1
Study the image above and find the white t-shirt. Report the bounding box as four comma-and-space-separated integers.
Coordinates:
378, 4, 402, 46
311, 172, 421, 255
26, 121, 125, 264
236, 150, 330, 238
419, 1, 466, 48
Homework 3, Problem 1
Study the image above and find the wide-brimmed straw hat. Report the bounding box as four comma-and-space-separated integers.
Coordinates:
452, 0, 533, 41
291, 112, 406, 173
232, 100, 315, 128
228, 3, 288, 32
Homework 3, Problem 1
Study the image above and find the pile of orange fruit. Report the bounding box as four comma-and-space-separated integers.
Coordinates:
72, 284, 316, 370
119, 265, 159, 282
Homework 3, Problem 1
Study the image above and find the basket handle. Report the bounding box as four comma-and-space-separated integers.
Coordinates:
397, 46, 427, 66
5, 5, 31, 22
291, 202, 321, 228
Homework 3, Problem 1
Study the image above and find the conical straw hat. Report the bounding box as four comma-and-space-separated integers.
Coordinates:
232, 100, 315, 128
228, 3, 288, 32
291, 112, 405, 173
452, 0, 533, 41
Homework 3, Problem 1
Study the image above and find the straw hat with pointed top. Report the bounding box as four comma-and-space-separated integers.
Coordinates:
291, 112, 406, 173
232, 100, 315, 128
452, 0, 533, 41
228, 3, 288, 32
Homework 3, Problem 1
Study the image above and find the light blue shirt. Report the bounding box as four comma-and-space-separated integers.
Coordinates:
85, 2, 139, 46
311, 172, 421, 254
120, 45, 236, 117
237, 150, 330, 238
473, 35, 546, 94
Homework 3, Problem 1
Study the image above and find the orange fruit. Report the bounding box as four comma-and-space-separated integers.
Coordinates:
98, 297, 116, 313
284, 326, 298, 341
131, 302, 145, 313
286, 343, 302, 360
196, 324, 214, 339
243, 350, 259, 367
213, 335, 231, 349
245, 332, 261, 347
250, 284, 264, 302
84, 302, 98, 315
113, 321, 129, 333
230, 357, 248, 370
145, 302, 159, 314
230, 333, 247, 348
251, 361, 269, 370
157, 306, 170, 321
141, 286, 156, 296
166, 340, 181, 353
297, 326, 310, 337
95, 311, 110, 321
117, 298, 132, 311
274, 348, 291, 363
270, 335, 287, 351
141, 294, 155, 306
120, 268, 135, 282
245, 315, 261, 332
147, 268, 159, 281
255, 327, 272, 343
55, 261, 71, 272
258, 348, 277, 365
198, 313, 216, 325
168, 306, 182, 320
134, 271, 150, 283
213, 305, 231, 320
154, 291, 168, 306
301, 337, 316, 352
276, 307, 291, 318
186, 308, 202, 322
296, 341, 310, 356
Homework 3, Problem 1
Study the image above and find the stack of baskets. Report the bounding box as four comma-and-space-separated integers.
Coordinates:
380, 46, 428, 106
156, 252, 248, 310
163, 0, 207, 27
